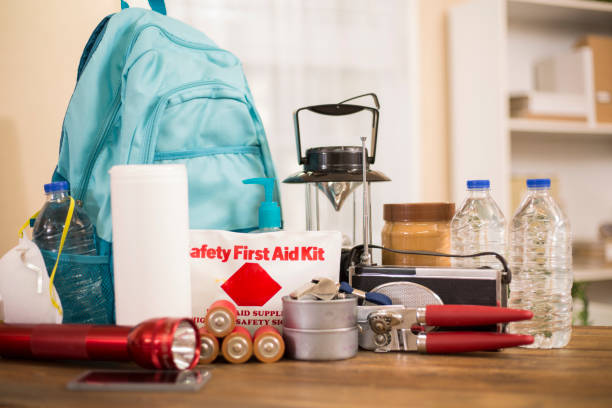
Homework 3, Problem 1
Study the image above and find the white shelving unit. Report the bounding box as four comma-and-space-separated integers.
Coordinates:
509, 118, 612, 137
574, 266, 612, 283
449, 0, 612, 323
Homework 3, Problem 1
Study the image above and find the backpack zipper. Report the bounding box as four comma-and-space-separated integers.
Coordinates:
76, 90, 121, 202
154, 146, 260, 161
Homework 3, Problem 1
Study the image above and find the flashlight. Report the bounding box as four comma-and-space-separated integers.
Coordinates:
0, 318, 200, 370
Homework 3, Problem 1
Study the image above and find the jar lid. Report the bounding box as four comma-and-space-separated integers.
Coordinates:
383, 203, 455, 222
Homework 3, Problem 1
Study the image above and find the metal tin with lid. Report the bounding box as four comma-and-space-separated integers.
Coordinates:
282, 296, 357, 330
283, 326, 358, 361
282, 296, 358, 361
382, 203, 455, 267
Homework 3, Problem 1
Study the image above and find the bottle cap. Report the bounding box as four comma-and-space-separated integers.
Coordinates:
383, 203, 455, 222
526, 178, 551, 189
43, 181, 69, 193
467, 180, 490, 189
242, 178, 281, 229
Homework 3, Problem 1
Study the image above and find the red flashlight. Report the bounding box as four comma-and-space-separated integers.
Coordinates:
0, 318, 200, 370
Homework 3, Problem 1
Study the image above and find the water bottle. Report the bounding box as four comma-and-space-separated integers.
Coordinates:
451, 180, 506, 268
32, 181, 111, 324
506, 178, 572, 349
33, 182, 96, 254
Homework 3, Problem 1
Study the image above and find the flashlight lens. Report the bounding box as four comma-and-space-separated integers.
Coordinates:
172, 321, 198, 370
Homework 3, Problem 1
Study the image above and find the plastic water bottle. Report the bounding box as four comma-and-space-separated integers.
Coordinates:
451, 180, 506, 268
32, 182, 96, 255
32, 181, 112, 324
506, 178, 572, 349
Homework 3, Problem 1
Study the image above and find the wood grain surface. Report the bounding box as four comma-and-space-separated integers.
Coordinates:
1, 326, 611, 408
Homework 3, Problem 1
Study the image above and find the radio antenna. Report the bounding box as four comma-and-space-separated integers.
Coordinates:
360, 135, 371, 265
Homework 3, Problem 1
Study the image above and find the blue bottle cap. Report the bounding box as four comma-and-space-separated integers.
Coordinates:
44, 181, 69, 193
467, 179, 490, 189
526, 178, 551, 189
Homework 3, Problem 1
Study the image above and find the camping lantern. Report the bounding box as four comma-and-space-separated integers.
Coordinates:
283, 93, 390, 251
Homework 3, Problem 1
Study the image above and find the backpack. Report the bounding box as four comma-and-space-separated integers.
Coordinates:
48, 5, 279, 323
54, 6, 279, 245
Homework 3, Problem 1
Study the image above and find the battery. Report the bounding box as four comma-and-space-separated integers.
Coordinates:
221, 326, 253, 364
198, 327, 219, 364
253, 326, 284, 363
205, 300, 237, 337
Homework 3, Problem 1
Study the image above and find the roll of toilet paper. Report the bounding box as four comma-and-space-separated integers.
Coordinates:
110, 164, 191, 325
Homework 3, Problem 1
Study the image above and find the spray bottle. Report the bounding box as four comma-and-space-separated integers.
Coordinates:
243, 178, 282, 233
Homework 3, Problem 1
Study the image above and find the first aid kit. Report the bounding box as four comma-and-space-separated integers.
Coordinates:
190, 230, 342, 334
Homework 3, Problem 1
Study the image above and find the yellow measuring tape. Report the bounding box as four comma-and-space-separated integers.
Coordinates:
19, 197, 75, 316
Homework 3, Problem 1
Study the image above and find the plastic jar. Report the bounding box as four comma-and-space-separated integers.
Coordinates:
381, 203, 455, 267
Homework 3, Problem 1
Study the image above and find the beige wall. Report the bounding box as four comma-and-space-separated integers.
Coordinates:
0, 0, 459, 254
419, 0, 468, 202
0, 0, 116, 254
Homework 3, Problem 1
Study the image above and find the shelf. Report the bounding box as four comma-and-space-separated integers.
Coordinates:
509, 118, 612, 137
574, 265, 612, 282
508, 0, 612, 29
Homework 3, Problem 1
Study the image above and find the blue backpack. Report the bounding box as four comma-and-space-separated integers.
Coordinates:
55, 6, 278, 242
48, 5, 279, 323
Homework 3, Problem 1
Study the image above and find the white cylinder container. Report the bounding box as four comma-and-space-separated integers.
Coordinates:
110, 164, 191, 325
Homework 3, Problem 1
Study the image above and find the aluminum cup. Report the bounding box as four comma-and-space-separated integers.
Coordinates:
282, 296, 357, 330
283, 326, 358, 361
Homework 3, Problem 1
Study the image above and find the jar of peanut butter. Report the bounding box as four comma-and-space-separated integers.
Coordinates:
381, 203, 455, 267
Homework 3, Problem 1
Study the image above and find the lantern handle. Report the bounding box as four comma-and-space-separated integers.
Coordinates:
337, 93, 380, 109
293, 94, 380, 166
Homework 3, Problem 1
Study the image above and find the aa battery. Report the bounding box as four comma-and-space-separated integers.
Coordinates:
198, 327, 219, 364
205, 300, 237, 337
253, 326, 285, 363
222, 326, 253, 364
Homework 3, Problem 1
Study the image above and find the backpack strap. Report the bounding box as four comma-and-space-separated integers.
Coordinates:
121, 0, 167, 15
77, 14, 113, 81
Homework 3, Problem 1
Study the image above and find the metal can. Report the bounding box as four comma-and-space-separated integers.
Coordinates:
283, 327, 358, 361
282, 296, 357, 329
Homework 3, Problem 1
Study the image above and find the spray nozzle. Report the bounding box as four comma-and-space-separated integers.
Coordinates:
243, 178, 281, 230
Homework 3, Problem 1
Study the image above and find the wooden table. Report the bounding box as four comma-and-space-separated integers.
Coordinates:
1, 326, 611, 407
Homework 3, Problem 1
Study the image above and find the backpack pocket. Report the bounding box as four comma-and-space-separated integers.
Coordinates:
39, 249, 115, 324
144, 82, 270, 231
154, 146, 266, 231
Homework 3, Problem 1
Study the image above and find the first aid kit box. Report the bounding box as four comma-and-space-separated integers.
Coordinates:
190, 230, 341, 333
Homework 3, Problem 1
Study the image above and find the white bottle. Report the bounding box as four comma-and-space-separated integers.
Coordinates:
451, 180, 506, 268
506, 178, 572, 349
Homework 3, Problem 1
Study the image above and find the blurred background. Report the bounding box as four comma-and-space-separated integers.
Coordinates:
1, 0, 611, 323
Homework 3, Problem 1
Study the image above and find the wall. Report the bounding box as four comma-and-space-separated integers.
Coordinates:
0, 0, 117, 254
418, 0, 469, 202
